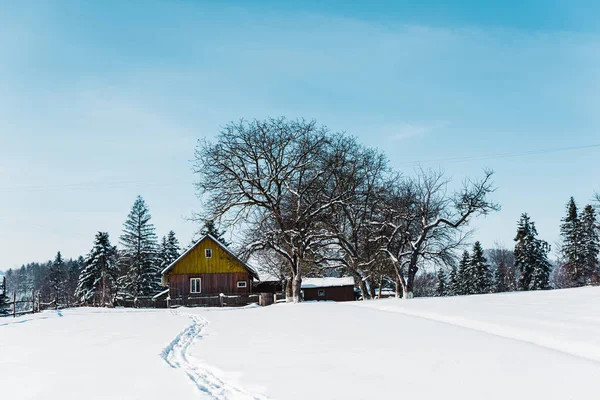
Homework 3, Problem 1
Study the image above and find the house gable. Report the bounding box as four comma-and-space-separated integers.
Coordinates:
165, 235, 249, 276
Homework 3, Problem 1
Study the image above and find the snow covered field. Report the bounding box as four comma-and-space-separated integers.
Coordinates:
2, 287, 600, 399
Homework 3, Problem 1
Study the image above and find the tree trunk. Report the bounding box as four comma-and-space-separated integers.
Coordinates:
358, 279, 369, 300
368, 284, 376, 299
292, 276, 302, 303
285, 277, 293, 302
403, 260, 417, 299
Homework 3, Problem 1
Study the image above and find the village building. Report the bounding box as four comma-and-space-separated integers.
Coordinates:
301, 277, 355, 302
161, 234, 259, 304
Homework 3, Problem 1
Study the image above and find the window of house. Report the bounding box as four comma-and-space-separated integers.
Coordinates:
205, 248, 212, 258
318, 289, 325, 297
190, 278, 201, 294
237, 280, 247, 288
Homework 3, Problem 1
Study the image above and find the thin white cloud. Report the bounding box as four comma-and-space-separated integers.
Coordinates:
383, 122, 448, 141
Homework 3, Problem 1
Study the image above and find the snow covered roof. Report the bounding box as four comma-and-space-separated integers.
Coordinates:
161, 234, 259, 279
301, 277, 355, 289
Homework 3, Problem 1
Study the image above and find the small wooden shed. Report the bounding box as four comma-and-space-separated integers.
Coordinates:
301, 277, 355, 302
161, 234, 259, 299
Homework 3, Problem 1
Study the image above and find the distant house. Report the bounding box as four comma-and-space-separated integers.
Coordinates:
161, 234, 259, 300
301, 277, 355, 302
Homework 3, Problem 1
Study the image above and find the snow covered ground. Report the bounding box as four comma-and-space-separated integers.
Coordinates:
2, 287, 600, 399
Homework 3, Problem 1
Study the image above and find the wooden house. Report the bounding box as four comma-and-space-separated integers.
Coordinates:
161, 234, 259, 300
301, 277, 355, 302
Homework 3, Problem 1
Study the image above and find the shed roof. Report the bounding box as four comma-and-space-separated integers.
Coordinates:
301, 277, 355, 289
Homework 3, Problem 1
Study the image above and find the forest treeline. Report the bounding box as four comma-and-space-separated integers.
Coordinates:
0, 197, 227, 312
2, 118, 599, 310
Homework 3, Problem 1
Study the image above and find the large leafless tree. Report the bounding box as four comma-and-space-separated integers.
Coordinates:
194, 118, 345, 302
317, 135, 395, 298
376, 169, 499, 299
194, 118, 500, 301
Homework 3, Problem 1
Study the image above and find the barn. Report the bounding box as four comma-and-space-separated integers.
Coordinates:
301, 277, 355, 302
161, 234, 259, 302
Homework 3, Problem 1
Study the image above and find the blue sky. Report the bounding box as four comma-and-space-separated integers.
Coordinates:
1, 1, 599, 269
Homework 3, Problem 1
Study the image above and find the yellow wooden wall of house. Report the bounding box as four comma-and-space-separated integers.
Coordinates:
167, 236, 247, 276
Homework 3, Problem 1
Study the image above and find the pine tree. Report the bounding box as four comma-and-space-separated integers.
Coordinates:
448, 265, 459, 296
470, 242, 491, 294
514, 213, 552, 291
65, 257, 84, 306
16, 265, 30, 296
48, 251, 66, 303
119, 196, 159, 298
560, 198, 584, 286
579, 205, 599, 284
200, 220, 230, 246
158, 231, 181, 272
76, 232, 119, 306
0, 276, 10, 316
457, 250, 471, 295
435, 269, 447, 297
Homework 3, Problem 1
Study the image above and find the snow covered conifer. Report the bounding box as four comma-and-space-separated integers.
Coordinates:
448, 265, 459, 296
560, 198, 583, 286
470, 241, 491, 294
579, 205, 599, 284
0, 276, 10, 316
514, 213, 551, 291
457, 250, 471, 295
66, 257, 84, 305
119, 196, 159, 298
435, 269, 447, 297
158, 230, 181, 272
76, 232, 119, 306
48, 251, 66, 303
200, 220, 230, 246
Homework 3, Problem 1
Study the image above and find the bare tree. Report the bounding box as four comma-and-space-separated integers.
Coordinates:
316, 135, 395, 299
376, 169, 499, 299
194, 118, 344, 302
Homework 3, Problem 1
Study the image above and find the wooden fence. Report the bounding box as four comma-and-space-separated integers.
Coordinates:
2, 292, 276, 316
168, 293, 262, 308
0, 292, 60, 318
114, 293, 273, 309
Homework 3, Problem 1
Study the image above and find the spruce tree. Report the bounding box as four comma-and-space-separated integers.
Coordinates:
514, 213, 552, 291
448, 265, 459, 296
435, 269, 447, 297
158, 230, 181, 272
470, 242, 491, 294
119, 196, 159, 298
200, 220, 230, 246
457, 250, 471, 295
66, 257, 84, 306
0, 276, 10, 316
48, 251, 66, 303
580, 205, 599, 284
560, 198, 583, 286
76, 232, 119, 306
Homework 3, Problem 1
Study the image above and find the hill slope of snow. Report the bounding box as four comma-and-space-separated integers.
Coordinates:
1, 287, 600, 399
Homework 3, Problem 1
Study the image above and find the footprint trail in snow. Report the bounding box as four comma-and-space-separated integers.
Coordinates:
162, 311, 270, 400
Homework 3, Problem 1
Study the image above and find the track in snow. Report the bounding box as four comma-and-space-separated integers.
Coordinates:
162, 311, 269, 400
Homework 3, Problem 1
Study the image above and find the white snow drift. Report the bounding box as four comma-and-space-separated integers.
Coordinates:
1, 287, 600, 400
